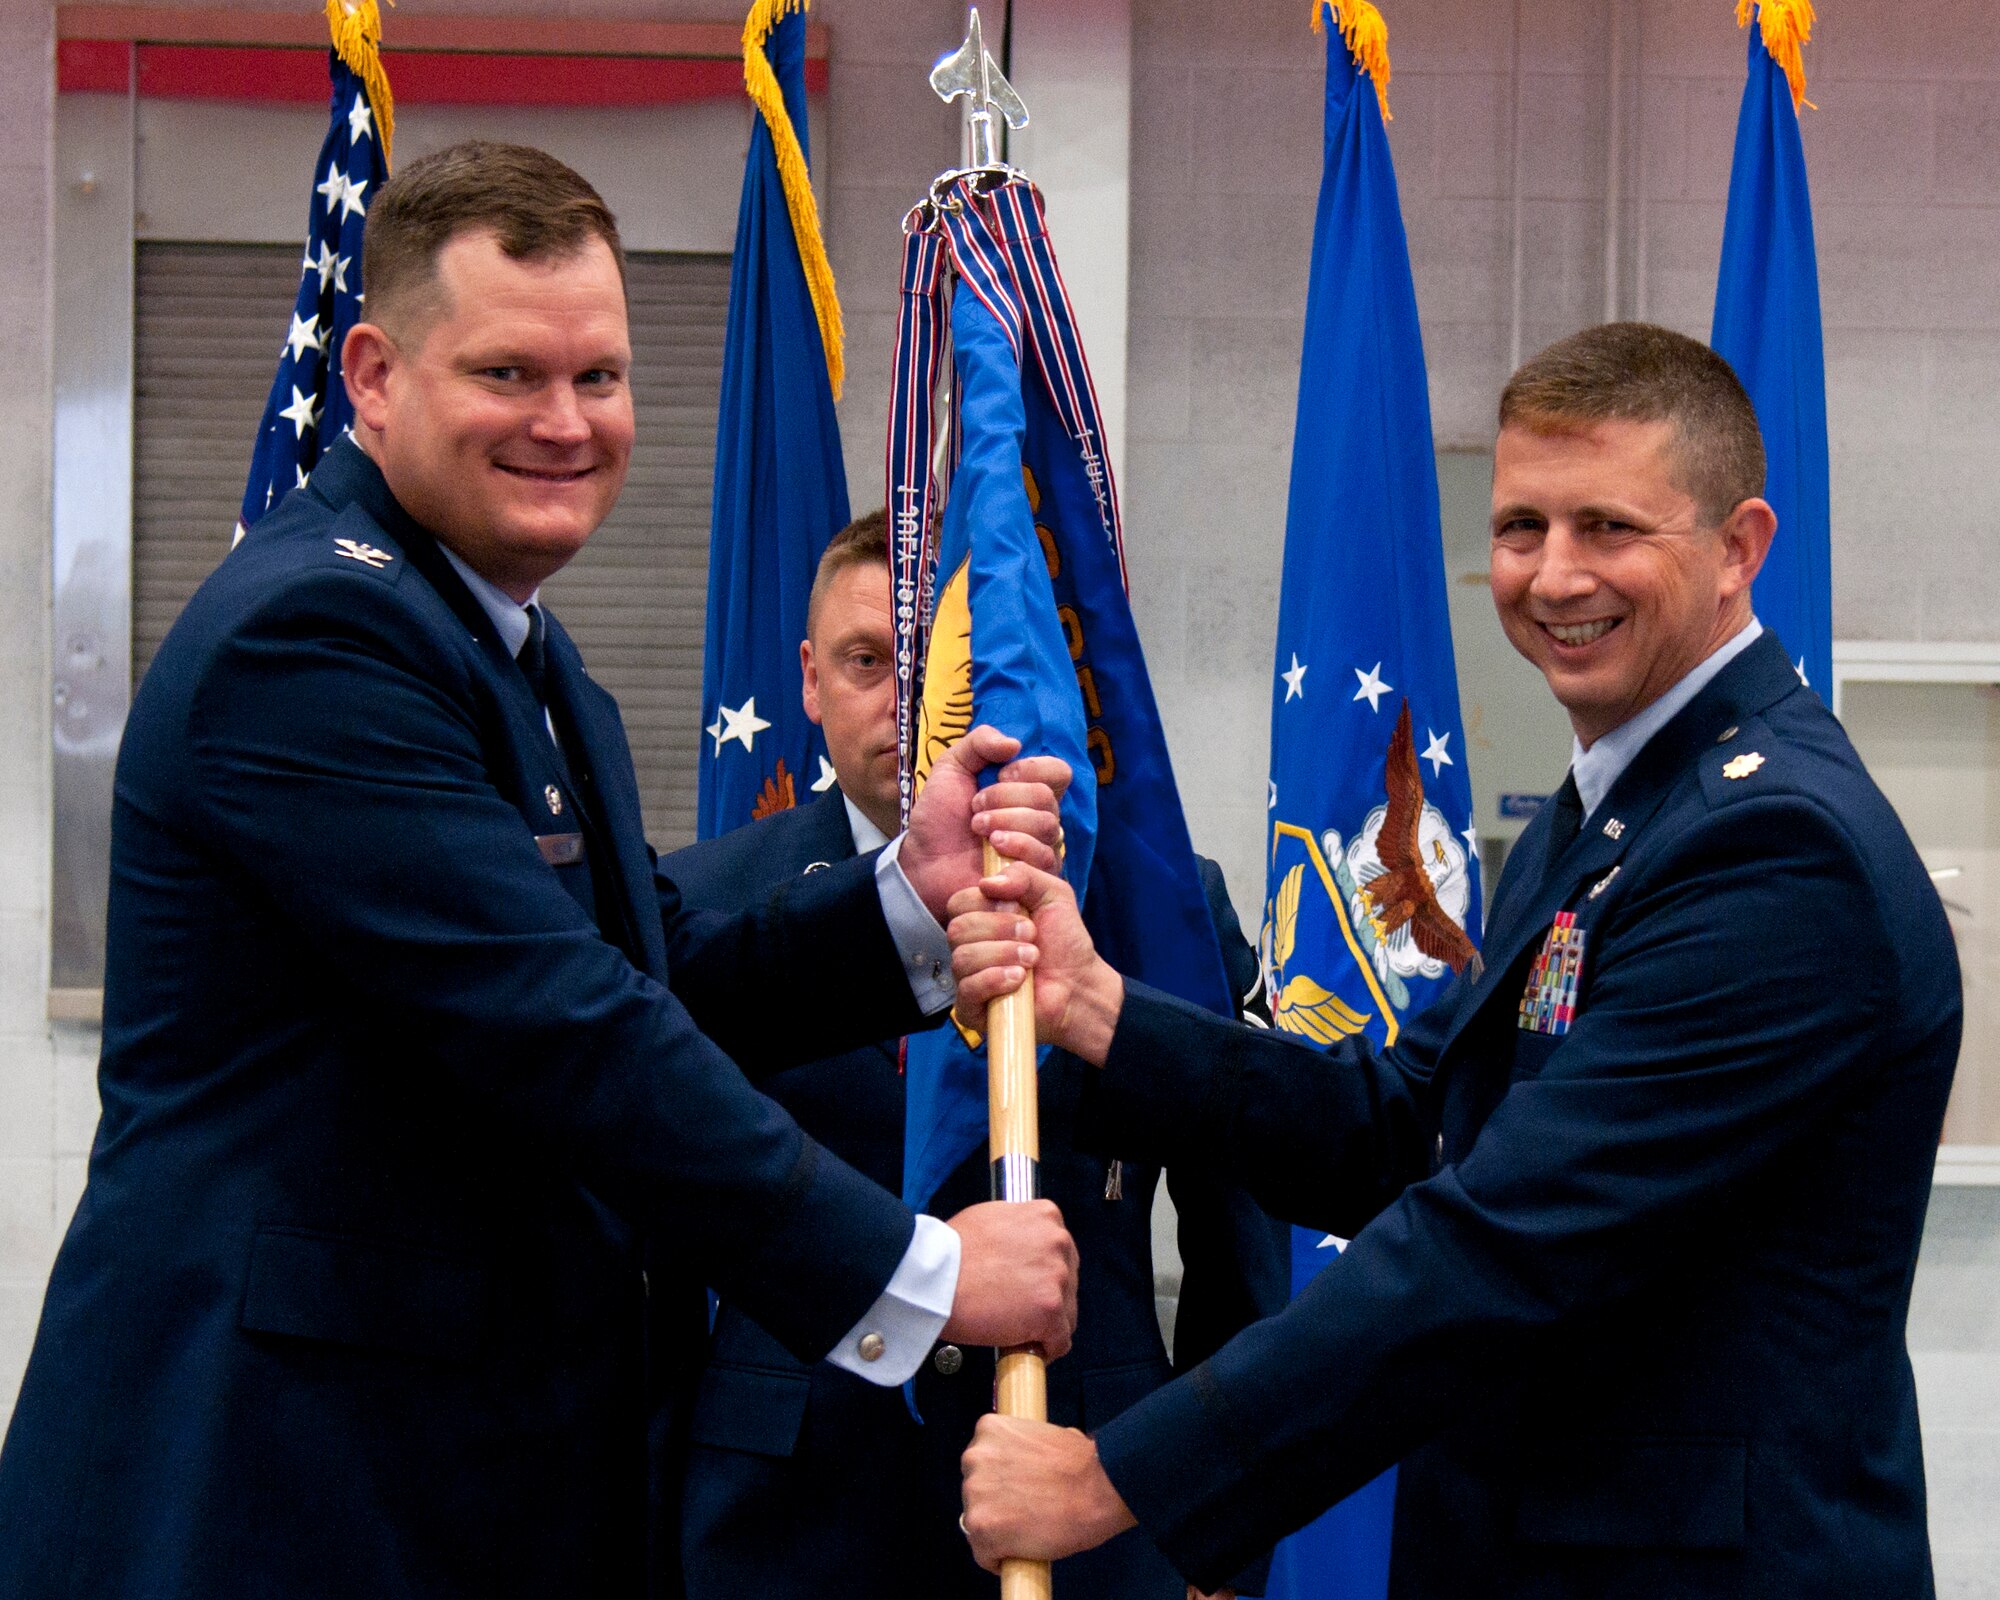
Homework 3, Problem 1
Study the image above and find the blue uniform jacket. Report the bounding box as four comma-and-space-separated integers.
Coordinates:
663, 790, 1288, 1599
0, 440, 929, 1600
1079, 632, 1959, 1599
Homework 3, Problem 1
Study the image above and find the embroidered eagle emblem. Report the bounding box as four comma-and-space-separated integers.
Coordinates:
1356, 702, 1478, 975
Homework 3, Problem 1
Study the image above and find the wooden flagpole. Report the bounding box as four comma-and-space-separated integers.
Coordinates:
934, 17, 1044, 1592
983, 838, 1052, 1600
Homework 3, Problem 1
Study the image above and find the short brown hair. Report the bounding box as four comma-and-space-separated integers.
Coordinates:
361, 140, 625, 335
1499, 322, 1765, 525
807, 510, 888, 635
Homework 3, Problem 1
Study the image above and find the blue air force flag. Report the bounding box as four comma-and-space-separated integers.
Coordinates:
895, 177, 1231, 1213
1263, 7, 1481, 1596
697, 1, 849, 837
1711, 1, 1831, 697
239, 46, 386, 537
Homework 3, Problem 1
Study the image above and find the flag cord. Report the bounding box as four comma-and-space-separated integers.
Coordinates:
325, 0, 395, 167
742, 0, 846, 398
1736, 0, 1816, 112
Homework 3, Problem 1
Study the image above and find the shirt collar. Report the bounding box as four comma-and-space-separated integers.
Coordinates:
1570, 616, 1764, 821
843, 793, 891, 854
437, 543, 539, 660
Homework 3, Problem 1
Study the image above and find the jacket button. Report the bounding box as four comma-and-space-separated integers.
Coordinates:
857, 1332, 886, 1362
933, 1343, 964, 1376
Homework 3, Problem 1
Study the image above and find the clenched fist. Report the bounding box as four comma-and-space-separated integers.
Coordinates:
942, 1199, 1079, 1358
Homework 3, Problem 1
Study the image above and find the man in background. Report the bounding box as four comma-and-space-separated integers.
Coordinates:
666, 512, 1288, 1599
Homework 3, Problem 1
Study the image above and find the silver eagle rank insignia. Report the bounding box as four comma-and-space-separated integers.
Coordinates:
333, 537, 394, 569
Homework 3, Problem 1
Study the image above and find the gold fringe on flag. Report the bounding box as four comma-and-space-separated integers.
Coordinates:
1736, 0, 1816, 112
1312, 0, 1393, 122
743, 0, 845, 399
326, 0, 396, 167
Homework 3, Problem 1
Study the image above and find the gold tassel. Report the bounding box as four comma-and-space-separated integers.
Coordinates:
1736, 0, 1816, 113
742, 0, 845, 399
1311, 0, 1393, 122
325, 0, 396, 168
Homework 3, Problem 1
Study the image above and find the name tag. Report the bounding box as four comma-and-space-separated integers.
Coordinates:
1519, 912, 1585, 1036
536, 832, 585, 867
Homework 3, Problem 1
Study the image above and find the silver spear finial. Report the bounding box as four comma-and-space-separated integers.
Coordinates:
930, 7, 1029, 170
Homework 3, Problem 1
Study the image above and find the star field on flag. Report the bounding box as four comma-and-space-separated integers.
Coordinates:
237, 71, 386, 539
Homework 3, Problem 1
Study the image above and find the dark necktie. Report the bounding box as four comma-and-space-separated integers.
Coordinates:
518, 602, 587, 787
517, 603, 551, 707
1545, 771, 1584, 858
517, 605, 639, 958
518, 604, 575, 767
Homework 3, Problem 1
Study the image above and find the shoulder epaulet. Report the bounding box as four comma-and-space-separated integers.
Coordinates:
315, 505, 408, 586
1697, 715, 1779, 808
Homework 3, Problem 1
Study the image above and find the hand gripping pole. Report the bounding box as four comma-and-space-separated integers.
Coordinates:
982, 839, 1052, 1600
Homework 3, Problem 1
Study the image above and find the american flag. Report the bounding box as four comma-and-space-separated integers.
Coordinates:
237, 47, 388, 537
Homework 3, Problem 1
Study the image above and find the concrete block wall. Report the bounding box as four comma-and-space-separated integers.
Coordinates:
816, 2, 964, 513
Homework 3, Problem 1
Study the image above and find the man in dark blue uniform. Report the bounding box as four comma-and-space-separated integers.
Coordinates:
666, 514, 1288, 1599
0, 142, 1082, 1600
952, 324, 1961, 1599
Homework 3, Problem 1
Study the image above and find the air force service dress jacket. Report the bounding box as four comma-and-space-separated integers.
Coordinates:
1073, 631, 1960, 1600
0, 440, 934, 1600
662, 789, 1289, 1600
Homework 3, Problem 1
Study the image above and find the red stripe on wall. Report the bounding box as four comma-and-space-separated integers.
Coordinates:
62, 41, 829, 106
56, 37, 132, 93
135, 44, 326, 100
383, 50, 747, 106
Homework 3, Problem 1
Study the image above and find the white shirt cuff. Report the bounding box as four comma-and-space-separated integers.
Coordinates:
875, 834, 956, 1016
825, 1212, 961, 1385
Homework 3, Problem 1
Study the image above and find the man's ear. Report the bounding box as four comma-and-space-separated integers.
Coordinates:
800, 637, 823, 725
1717, 496, 1777, 601
342, 322, 396, 435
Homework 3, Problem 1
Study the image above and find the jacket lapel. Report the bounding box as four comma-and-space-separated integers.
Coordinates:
310, 439, 603, 838
796, 787, 861, 869
541, 617, 669, 981
791, 791, 902, 1067
1440, 630, 1805, 1061
309, 440, 665, 972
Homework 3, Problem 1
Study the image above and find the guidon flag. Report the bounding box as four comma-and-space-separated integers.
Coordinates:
890, 173, 1232, 1214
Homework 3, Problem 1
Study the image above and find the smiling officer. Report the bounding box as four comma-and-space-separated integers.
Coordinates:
948, 322, 1961, 1600
0, 141, 1081, 1600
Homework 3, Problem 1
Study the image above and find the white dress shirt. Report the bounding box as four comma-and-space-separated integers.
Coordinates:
823, 793, 960, 1383
1569, 617, 1764, 822
441, 547, 959, 1384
